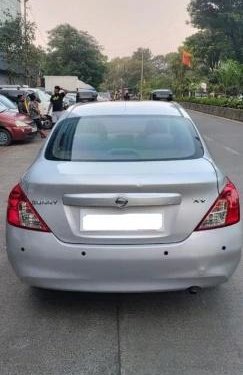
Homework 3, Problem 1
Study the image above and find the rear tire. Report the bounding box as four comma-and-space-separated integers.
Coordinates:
0, 128, 12, 146
41, 117, 52, 130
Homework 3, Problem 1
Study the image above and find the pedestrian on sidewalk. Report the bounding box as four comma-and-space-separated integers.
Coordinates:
48, 86, 66, 125
28, 93, 46, 139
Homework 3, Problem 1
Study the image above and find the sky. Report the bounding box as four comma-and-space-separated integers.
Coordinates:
28, 0, 195, 59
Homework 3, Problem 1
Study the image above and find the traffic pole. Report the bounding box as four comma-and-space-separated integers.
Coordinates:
23, 0, 29, 84
140, 49, 144, 100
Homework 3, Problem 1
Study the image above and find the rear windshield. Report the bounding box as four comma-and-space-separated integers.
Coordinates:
45, 115, 204, 161
0, 95, 17, 109
0, 90, 24, 102
0, 103, 7, 112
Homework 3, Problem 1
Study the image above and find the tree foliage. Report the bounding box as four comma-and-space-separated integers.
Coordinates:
102, 48, 177, 95
1, 3, 242, 98
184, 31, 232, 72
216, 59, 242, 94
101, 48, 154, 92
188, 0, 243, 62
44, 24, 107, 88
0, 13, 43, 84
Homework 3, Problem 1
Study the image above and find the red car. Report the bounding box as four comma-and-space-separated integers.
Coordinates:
0, 102, 37, 146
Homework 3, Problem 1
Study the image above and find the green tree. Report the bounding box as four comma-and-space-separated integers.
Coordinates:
188, 0, 243, 62
129, 48, 153, 91
0, 13, 40, 84
27, 45, 46, 86
184, 31, 232, 73
216, 60, 242, 94
152, 55, 167, 75
142, 54, 175, 97
101, 48, 154, 93
102, 49, 194, 97
44, 24, 107, 88
100, 57, 130, 91
164, 52, 188, 96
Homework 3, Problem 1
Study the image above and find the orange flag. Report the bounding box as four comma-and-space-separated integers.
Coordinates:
182, 50, 192, 68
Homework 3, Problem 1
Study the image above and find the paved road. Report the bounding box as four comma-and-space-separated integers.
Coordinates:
0, 112, 242, 375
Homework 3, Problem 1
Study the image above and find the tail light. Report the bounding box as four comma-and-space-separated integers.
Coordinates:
7, 184, 50, 232
195, 179, 240, 231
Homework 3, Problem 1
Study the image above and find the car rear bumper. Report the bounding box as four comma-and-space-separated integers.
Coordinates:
6, 224, 242, 292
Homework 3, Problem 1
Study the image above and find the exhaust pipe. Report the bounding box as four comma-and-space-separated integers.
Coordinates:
188, 286, 201, 295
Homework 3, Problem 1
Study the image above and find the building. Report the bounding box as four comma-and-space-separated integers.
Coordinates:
0, 0, 21, 21
0, 0, 22, 84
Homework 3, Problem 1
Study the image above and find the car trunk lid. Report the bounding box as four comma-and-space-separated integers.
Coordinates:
23, 158, 219, 245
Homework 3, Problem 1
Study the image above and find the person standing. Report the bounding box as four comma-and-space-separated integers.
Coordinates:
17, 94, 28, 114
76, 88, 79, 103
48, 86, 66, 124
28, 93, 46, 139
124, 91, 130, 101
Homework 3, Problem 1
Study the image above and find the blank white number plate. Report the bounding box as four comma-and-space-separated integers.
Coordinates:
80, 210, 163, 232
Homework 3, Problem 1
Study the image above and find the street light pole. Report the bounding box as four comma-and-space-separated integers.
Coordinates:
120, 78, 123, 100
140, 49, 144, 100
23, 0, 29, 84
23, 0, 28, 25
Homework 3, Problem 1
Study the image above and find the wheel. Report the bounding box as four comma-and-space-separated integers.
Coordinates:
0, 128, 12, 146
41, 117, 52, 130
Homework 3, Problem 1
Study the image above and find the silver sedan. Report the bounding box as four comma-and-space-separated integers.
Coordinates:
6, 101, 242, 292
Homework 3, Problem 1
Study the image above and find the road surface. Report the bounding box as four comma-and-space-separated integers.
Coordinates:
0, 111, 242, 375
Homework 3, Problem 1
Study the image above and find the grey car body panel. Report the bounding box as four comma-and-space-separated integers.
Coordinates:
6, 224, 242, 292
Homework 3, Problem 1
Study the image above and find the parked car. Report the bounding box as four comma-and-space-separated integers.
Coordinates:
0, 102, 37, 146
6, 101, 241, 292
65, 93, 77, 106
0, 94, 18, 111
0, 87, 52, 129
76, 88, 98, 103
97, 92, 111, 102
0, 84, 29, 89
150, 89, 173, 101
63, 93, 76, 109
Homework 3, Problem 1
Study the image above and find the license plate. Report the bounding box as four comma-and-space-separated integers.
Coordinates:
80, 209, 163, 232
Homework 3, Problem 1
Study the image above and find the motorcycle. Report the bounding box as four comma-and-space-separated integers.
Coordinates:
40, 114, 53, 130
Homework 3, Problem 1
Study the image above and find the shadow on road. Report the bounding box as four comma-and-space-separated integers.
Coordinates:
28, 285, 223, 313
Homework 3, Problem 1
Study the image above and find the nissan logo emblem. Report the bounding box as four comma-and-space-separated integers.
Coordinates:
115, 197, 128, 208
